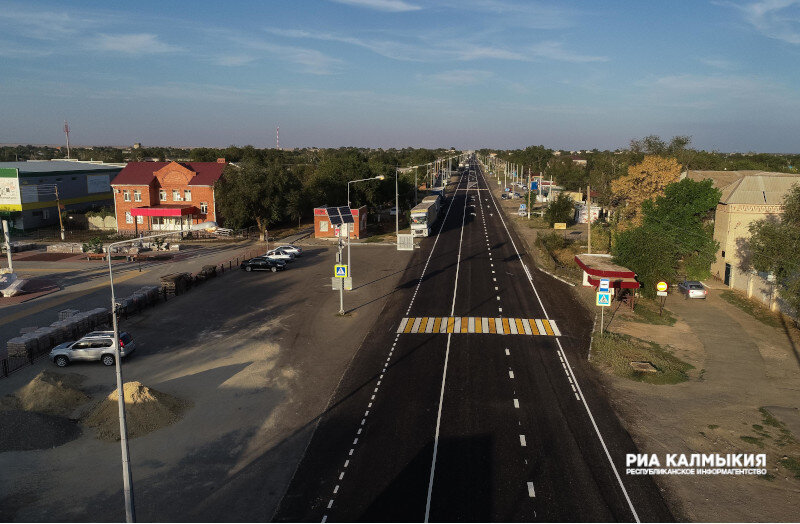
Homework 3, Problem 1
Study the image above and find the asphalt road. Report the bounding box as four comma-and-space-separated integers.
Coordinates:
275, 158, 673, 522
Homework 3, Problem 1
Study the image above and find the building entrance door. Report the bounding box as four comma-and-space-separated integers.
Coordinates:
724, 263, 731, 286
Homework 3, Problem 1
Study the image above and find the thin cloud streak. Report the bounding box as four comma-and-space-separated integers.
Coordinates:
331, 0, 422, 12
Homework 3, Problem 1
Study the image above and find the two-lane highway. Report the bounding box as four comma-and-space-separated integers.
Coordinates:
274, 157, 672, 522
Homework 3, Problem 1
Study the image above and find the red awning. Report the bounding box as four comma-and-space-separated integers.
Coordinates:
130, 205, 197, 217
586, 275, 641, 289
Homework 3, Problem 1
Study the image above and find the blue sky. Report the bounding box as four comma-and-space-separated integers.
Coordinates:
2, 0, 800, 152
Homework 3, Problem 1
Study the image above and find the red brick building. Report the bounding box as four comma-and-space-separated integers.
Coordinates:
314, 206, 367, 239
110, 160, 227, 233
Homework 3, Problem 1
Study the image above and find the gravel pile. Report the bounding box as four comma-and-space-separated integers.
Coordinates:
0, 410, 82, 451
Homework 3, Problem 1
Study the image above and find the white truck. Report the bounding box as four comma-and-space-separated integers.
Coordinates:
410, 201, 439, 237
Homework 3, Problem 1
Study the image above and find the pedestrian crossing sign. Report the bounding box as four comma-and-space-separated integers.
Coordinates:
596, 291, 611, 307
334, 264, 348, 278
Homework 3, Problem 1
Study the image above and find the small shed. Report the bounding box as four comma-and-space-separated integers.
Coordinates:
574, 254, 640, 291
314, 206, 367, 239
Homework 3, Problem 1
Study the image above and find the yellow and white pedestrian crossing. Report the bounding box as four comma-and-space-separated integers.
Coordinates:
397, 317, 561, 336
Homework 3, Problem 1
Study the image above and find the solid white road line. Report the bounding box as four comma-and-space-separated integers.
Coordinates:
481, 168, 641, 523
425, 174, 469, 523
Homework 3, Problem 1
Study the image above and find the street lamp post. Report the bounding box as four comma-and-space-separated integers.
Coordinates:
346, 175, 385, 285
105, 222, 215, 523
395, 167, 399, 245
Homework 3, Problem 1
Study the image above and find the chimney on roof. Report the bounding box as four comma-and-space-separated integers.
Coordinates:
217, 158, 226, 163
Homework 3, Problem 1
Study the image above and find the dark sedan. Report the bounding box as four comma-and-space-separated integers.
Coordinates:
240, 257, 287, 272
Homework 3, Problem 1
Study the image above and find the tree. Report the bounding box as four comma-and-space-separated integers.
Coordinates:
215, 159, 299, 236
747, 184, 800, 315
611, 155, 682, 226
613, 178, 720, 296
641, 178, 720, 280
613, 225, 678, 298
544, 194, 576, 226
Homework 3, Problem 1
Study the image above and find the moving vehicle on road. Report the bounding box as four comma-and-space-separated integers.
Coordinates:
264, 249, 296, 262
421, 194, 441, 215
241, 257, 287, 272
410, 200, 439, 237
50, 331, 135, 367
678, 280, 707, 299
274, 245, 303, 257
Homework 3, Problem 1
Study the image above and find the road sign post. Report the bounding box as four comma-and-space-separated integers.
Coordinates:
596, 289, 612, 333
656, 281, 668, 316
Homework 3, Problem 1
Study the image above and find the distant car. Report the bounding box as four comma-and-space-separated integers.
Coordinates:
50, 331, 135, 367
678, 280, 707, 299
264, 249, 296, 262
214, 228, 233, 236
501, 193, 511, 200
241, 257, 287, 272
389, 206, 398, 216
275, 245, 302, 257
504, 187, 511, 192
512, 192, 522, 199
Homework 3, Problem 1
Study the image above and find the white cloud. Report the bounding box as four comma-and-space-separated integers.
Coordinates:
93, 33, 181, 54
420, 69, 494, 86
727, 0, 800, 44
330, 0, 422, 12
230, 36, 344, 74
697, 57, 738, 69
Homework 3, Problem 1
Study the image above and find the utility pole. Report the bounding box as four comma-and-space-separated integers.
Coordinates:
54, 185, 65, 240
338, 232, 345, 315
64, 120, 71, 159
395, 167, 399, 243
2, 220, 12, 273
527, 167, 531, 220
586, 184, 592, 254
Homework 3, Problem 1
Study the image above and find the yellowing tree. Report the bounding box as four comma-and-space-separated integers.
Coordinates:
611, 155, 682, 226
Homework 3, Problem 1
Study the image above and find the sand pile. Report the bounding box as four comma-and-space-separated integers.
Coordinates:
15, 371, 88, 416
85, 381, 190, 441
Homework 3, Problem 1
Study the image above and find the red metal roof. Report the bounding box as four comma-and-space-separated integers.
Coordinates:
130, 205, 197, 217
586, 275, 640, 289
111, 162, 227, 187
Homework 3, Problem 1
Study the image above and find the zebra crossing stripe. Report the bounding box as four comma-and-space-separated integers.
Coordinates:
394, 317, 562, 336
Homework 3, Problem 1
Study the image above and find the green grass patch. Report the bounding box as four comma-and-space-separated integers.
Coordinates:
630, 299, 677, 326
708, 424, 719, 430
740, 435, 766, 448
590, 332, 693, 384
759, 472, 776, 481
720, 290, 781, 327
780, 457, 800, 479
759, 407, 798, 446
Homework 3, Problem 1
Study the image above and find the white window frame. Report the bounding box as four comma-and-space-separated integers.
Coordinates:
125, 212, 133, 224
136, 215, 144, 224
184, 189, 191, 201
199, 202, 208, 214
172, 189, 181, 201
133, 190, 141, 202
159, 189, 167, 201
123, 190, 130, 202
320, 221, 328, 232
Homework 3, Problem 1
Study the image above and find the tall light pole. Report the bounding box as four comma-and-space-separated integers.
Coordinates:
106, 222, 214, 523
395, 167, 399, 244
346, 175, 385, 284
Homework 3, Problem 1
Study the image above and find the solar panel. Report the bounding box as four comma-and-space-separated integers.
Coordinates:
326, 206, 354, 225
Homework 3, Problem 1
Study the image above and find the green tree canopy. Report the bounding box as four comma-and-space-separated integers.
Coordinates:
747, 184, 800, 315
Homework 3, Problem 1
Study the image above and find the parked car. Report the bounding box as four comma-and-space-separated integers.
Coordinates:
264, 249, 296, 262
678, 280, 707, 299
512, 192, 522, 199
275, 244, 302, 257
501, 193, 511, 200
50, 331, 135, 367
389, 206, 398, 216
241, 257, 287, 272
214, 228, 233, 236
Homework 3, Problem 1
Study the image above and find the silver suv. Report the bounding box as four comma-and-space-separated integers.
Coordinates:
49, 331, 136, 367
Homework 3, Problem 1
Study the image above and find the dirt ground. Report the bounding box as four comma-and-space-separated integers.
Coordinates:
0, 242, 413, 522
485, 169, 800, 522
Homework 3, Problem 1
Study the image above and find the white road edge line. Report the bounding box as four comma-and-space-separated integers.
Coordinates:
425, 171, 469, 523
482, 165, 641, 523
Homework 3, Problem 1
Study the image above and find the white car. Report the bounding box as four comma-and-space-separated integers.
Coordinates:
264, 249, 296, 262
275, 244, 302, 257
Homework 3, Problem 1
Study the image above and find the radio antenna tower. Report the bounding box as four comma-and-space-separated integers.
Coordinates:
63, 120, 71, 159
276, 125, 280, 150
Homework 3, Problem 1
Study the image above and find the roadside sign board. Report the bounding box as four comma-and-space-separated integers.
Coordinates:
657, 290, 668, 296
599, 278, 610, 292
553, 223, 566, 230
656, 281, 668, 292
596, 291, 611, 307
334, 264, 348, 278
531, 181, 538, 190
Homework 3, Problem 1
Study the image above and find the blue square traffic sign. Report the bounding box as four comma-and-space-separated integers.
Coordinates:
596, 291, 611, 307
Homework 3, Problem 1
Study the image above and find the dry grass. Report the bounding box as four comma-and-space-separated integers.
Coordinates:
591, 332, 693, 384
